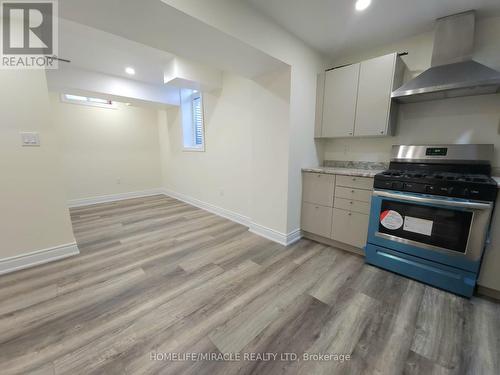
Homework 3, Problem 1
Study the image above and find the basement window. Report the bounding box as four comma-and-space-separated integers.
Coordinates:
61, 94, 116, 109
180, 88, 205, 151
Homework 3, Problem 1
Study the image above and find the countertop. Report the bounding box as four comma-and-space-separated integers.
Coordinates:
302, 167, 383, 178
493, 176, 500, 188
303, 166, 500, 187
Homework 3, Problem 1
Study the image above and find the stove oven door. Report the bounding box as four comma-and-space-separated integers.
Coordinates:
366, 190, 493, 272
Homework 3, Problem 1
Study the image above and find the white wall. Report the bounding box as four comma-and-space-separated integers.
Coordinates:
323, 16, 500, 168
160, 68, 292, 238
250, 69, 291, 233
159, 72, 253, 220
50, 93, 163, 201
162, 0, 328, 234
0, 71, 76, 259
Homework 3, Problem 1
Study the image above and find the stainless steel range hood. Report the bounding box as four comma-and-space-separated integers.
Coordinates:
392, 11, 500, 103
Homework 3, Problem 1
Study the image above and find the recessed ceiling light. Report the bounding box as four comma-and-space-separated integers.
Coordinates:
355, 0, 371, 11
125, 67, 135, 75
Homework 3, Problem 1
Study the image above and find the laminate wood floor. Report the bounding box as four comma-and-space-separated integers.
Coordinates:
0, 195, 499, 375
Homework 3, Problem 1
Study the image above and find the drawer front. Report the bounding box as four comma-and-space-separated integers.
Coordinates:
331, 208, 369, 248
365, 244, 476, 297
335, 186, 372, 202
302, 172, 335, 207
336, 175, 373, 190
301, 202, 333, 238
334, 197, 370, 214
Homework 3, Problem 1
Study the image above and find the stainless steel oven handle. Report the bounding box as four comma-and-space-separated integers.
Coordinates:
373, 190, 493, 210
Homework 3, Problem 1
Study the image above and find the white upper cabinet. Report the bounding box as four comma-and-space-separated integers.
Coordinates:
354, 53, 400, 136
318, 52, 404, 138
321, 63, 360, 138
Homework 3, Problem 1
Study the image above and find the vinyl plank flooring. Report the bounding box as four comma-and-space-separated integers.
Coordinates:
410, 288, 468, 370
0, 195, 498, 375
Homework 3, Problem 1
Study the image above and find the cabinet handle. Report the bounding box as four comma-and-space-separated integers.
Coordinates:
348, 212, 352, 216
351, 190, 355, 193
348, 132, 353, 135
349, 201, 353, 204
352, 178, 356, 181
380, 130, 385, 134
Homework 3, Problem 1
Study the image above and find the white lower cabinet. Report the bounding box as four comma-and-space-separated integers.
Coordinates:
301, 202, 333, 238
301, 171, 373, 252
331, 208, 369, 249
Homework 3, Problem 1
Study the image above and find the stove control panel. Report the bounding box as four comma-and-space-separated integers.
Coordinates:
374, 179, 497, 201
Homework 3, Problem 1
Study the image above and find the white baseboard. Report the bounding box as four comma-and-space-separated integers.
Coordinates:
285, 228, 303, 246
249, 223, 302, 246
0, 242, 80, 276
68, 188, 164, 208
163, 189, 251, 227
163, 189, 302, 246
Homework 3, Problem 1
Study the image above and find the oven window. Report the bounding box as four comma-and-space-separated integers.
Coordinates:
378, 200, 473, 253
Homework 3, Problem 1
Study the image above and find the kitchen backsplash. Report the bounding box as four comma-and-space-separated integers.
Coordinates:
323, 160, 389, 170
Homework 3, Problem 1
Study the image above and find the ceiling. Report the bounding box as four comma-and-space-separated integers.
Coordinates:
58, 0, 287, 80
59, 19, 175, 85
246, 0, 500, 58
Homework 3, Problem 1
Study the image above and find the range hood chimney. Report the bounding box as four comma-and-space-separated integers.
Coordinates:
392, 11, 500, 103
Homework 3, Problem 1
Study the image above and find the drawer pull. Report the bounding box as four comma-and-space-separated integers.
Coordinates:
348, 212, 352, 216
349, 201, 353, 204
351, 190, 355, 193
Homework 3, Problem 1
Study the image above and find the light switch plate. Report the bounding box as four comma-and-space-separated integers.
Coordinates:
21, 132, 40, 147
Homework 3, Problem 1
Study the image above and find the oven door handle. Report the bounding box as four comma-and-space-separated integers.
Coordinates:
373, 190, 493, 210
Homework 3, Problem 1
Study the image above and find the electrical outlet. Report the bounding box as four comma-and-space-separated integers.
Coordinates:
116, 178, 121, 185
21, 132, 40, 147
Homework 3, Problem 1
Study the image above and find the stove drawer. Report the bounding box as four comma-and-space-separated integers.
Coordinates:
335, 186, 372, 202
336, 175, 373, 190
334, 197, 370, 214
365, 243, 477, 297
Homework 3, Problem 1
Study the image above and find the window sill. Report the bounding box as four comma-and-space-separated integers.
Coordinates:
182, 147, 205, 152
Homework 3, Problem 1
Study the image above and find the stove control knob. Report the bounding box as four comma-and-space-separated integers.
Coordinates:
425, 185, 434, 193
392, 182, 403, 190
447, 186, 455, 195
462, 188, 470, 198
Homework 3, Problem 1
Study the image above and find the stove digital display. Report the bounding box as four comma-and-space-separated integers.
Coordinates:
426, 147, 448, 156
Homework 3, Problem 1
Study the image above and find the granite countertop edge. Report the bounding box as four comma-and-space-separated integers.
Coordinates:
493, 176, 500, 188
304, 168, 500, 187
302, 167, 383, 178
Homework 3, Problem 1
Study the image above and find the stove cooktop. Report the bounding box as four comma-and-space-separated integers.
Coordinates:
374, 169, 498, 201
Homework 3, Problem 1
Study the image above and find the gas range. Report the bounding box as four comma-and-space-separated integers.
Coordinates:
375, 169, 498, 201
365, 144, 497, 298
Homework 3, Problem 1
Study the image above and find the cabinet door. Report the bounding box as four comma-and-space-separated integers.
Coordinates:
354, 53, 396, 137
302, 203, 333, 238
302, 172, 335, 207
331, 208, 369, 248
322, 63, 360, 138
